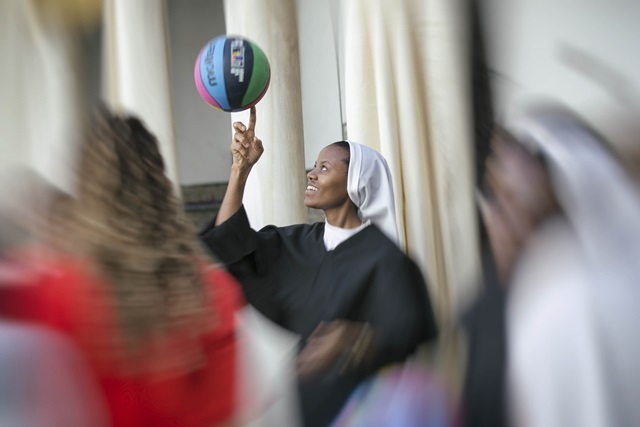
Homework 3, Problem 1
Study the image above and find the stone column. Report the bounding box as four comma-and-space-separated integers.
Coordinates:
224, 0, 308, 228
102, 0, 179, 184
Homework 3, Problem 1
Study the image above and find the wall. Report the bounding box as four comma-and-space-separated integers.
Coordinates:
481, 0, 640, 157
167, 0, 233, 185
296, 0, 344, 168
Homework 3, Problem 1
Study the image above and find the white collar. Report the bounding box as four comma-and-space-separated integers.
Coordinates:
323, 219, 371, 251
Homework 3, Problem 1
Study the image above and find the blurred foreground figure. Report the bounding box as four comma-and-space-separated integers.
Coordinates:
477, 106, 640, 427
0, 108, 244, 427
1, 188, 107, 427
330, 362, 458, 427
0, 322, 108, 427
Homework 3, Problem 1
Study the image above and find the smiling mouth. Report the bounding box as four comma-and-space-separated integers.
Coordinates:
306, 185, 318, 192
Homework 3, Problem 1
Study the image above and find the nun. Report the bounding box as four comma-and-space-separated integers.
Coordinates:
200, 107, 437, 427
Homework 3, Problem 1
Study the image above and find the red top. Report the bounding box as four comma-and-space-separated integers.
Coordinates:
0, 254, 243, 427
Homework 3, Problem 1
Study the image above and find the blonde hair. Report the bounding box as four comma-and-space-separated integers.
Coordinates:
69, 107, 214, 375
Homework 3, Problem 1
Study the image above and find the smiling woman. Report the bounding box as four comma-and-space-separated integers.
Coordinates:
200, 107, 437, 427
304, 143, 354, 217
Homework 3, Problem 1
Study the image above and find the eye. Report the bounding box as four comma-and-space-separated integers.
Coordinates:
321, 165, 328, 171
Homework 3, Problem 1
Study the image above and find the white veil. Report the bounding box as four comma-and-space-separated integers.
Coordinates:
346, 141, 399, 244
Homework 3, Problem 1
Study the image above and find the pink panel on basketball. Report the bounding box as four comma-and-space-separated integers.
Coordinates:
194, 50, 221, 110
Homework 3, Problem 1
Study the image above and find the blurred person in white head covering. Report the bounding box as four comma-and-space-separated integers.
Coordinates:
200, 107, 437, 427
478, 104, 640, 427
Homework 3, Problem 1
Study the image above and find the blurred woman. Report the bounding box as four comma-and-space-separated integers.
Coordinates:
0, 107, 243, 427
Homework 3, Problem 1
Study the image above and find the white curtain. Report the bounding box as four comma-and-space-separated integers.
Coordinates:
342, 0, 479, 330
224, 0, 308, 229
102, 0, 179, 185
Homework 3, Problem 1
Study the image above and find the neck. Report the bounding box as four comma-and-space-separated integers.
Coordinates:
324, 205, 362, 229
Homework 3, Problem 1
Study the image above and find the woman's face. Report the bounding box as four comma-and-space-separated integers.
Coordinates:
305, 145, 352, 210
483, 131, 557, 253
485, 135, 554, 223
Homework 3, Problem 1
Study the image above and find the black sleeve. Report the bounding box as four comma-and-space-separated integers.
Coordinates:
359, 255, 438, 373
460, 285, 507, 427
199, 205, 259, 266
198, 206, 283, 323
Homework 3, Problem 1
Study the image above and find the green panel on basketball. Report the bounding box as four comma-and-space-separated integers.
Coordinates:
194, 35, 271, 112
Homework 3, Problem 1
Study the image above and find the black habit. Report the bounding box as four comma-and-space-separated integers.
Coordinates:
200, 206, 437, 427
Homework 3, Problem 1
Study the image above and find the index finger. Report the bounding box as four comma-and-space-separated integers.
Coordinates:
247, 106, 256, 132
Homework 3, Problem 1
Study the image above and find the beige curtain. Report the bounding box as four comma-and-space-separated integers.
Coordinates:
102, 0, 179, 185
342, 0, 479, 342
223, 0, 307, 229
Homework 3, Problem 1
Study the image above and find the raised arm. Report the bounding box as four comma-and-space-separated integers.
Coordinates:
215, 107, 264, 225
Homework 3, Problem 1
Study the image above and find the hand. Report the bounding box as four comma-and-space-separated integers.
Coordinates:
297, 320, 361, 379
231, 106, 263, 174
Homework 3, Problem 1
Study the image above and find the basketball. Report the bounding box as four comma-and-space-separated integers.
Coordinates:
194, 35, 271, 112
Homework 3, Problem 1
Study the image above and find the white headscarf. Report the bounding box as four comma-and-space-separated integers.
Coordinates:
346, 141, 399, 244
